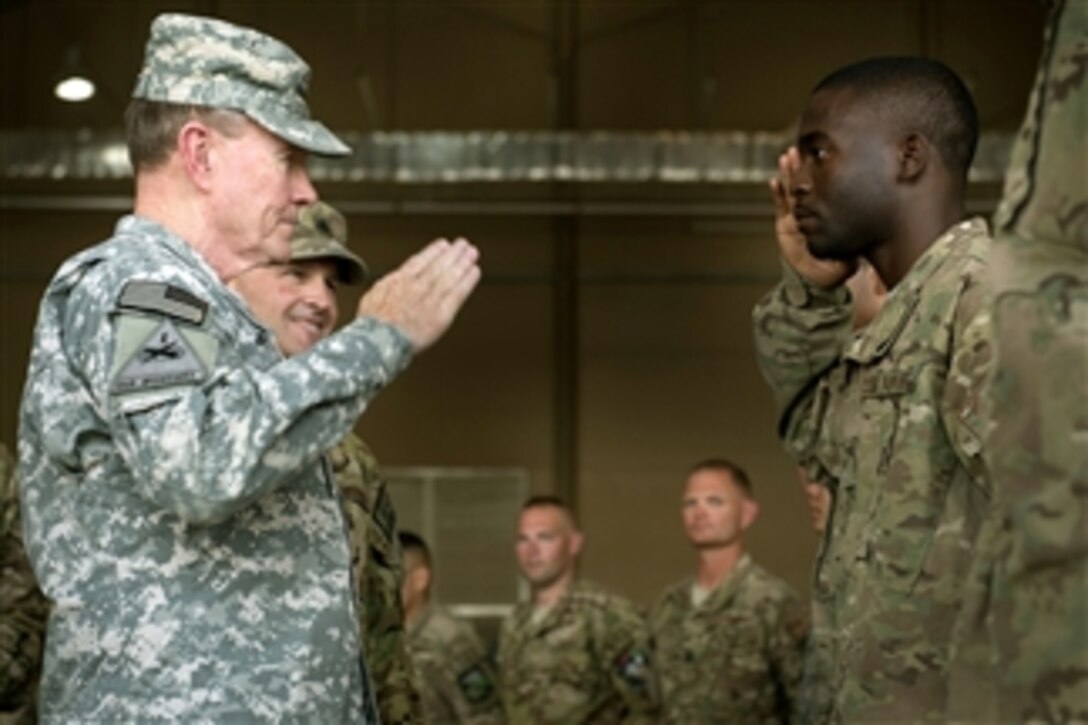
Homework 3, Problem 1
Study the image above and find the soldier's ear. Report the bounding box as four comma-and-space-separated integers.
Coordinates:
896, 133, 929, 183
740, 497, 760, 531
416, 565, 433, 596
569, 530, 584, 557
178, 120, 215, 191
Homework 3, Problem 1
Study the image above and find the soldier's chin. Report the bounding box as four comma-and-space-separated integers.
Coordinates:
806, 236, 851, 262
691, 538, 728, 550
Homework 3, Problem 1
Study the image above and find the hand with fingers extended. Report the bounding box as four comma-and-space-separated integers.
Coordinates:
770, 147, 856, 290
358, 237, 481, 353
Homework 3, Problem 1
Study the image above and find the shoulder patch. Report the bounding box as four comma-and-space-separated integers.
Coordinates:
456, 663, 495, 705
112, 318, 208, 393
118, 281, 208, 325
614, 647, 652, 691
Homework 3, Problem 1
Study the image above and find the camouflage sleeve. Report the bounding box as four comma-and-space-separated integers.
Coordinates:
939, 263, 992, 492
593, 600, 661, 722
0, 444, 49, 722
63, 266, 412, 524
434, 627, 503, 724
752, 261, 854, 461
766, 590, 810, 722
334, 436, 424, 725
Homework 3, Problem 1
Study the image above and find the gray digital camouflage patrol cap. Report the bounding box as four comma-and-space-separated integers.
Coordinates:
132, 13, 350, 157
290, 201, 368, 285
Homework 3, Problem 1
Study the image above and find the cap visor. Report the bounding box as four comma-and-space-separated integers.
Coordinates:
291, 249, 369, 286
248, 109, 351, 157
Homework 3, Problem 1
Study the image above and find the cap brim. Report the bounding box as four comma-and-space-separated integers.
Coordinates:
248, 107, 351, 157
291, 248, 369, 286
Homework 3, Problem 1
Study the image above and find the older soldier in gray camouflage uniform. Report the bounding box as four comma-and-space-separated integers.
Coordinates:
651, 459, 807, 724
229, 201, 424, 724
17, 13, 479, 722
0, 443, 48, 725
400, 530, 502, 724
497, 496, 660, 723
752, 57, 992, 722
950, 2, 1087, 721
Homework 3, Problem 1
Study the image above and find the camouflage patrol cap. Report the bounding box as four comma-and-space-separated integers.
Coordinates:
290, 201, 368, 285
132, 13, 350, 157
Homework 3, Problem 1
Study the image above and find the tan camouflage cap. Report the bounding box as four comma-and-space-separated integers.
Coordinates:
132, 13, 350, 157
290, 201, 368, 285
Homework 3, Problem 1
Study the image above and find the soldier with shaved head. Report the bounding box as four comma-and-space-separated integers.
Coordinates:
497, 496, 660, 723
753, 56, 992, 721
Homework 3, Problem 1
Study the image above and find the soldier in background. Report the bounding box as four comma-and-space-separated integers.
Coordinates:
950, 1, 1087, 720
752, 57, 992, 721
497, 496, 660, 723
650, 458, 806, 723
0, 443, 48, 724
399, 530, 502, 724
229, 201, 423, 724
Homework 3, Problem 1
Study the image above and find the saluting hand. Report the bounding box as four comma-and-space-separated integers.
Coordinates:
358, 238, 481, 353
770, 147, 856, 289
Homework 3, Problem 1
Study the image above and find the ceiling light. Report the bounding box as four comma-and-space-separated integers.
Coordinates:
54, 46, 96, 103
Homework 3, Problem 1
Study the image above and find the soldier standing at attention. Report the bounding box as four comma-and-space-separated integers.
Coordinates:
228, 201, 423, 724
950, 1, 1087, 720
17, 12, 479, 721
399, 530, 502, 724
650, 458, 807, 724
752, 57, 992, 722
497, 496, 660, 723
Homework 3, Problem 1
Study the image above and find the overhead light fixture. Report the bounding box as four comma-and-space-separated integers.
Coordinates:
54, 46, 96, 103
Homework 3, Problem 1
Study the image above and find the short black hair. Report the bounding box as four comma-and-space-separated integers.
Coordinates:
521, 494, 579, 528
688, 458, 754, 497
813, 56, 979, 180
398, 530, 432, 569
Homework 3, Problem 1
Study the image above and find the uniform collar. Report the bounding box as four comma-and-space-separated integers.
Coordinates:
119, 214, 278, 337
845, 217, 989, 364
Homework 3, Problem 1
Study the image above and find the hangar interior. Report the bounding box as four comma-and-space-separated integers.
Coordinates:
0, 0, 1046, 616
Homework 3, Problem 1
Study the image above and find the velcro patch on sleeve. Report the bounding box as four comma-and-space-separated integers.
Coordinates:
117, 281, 208, 325
111, 317, 209, 394
457, 664, 495, 705
614, 648, 651, 691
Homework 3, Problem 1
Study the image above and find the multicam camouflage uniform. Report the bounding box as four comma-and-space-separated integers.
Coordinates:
18, 216, 410, 721
332, 433, 424, 725
753, 218, 993, 722
949, 1, 1088, 721
497, 580, 660, 723
796, 509, 841, 723
407, 604, 503, 723
0, 444, 48, 725
650, 555, 807, 724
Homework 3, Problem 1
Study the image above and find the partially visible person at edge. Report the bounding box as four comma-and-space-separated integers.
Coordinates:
227, 200, 423, 724
497, 496, 660, 723
752, 56, 992, 722
0, 442, 48, 725
399, 530, 503, 724
17, 12, 479, 722
649, 458, 807, 723
949, 1, 1087, 721
794, 259, 886, 721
